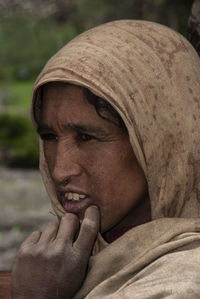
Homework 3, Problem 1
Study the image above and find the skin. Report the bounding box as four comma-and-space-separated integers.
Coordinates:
12, 83, 150, 298
12, 207, 100, 299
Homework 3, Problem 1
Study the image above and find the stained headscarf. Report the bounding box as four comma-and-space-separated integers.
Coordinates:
31, 20, 200, 221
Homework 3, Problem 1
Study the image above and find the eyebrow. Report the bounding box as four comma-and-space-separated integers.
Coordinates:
37, 123, 108, 136
37, 124, 52, 135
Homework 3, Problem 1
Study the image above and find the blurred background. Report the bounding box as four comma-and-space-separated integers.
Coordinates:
0, 0, 195, 270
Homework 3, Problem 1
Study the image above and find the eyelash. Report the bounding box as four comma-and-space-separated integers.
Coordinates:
78, 133, 94, 142
40, 133, 57, 141
40, 133, 94, 142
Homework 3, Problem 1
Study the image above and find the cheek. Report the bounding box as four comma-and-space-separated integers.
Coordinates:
91, 150, 146, 209
88, 146, 130, 189
89, 163, 125, 210
43, 142, 55, 170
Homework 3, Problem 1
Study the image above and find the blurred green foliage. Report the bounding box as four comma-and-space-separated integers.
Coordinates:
0, 80, 33, 109
0, 113, 39, 168
0, 0, 194, 168
0, 14, 78, 168
0, 16, 78, 81
0, 0, 194, 83
75, 0, 193, 35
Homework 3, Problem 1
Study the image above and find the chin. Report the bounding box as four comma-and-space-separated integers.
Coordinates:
101, 221, 114, 234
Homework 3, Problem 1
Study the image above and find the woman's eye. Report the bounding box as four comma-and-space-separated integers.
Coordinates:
40, 133, 57, 141
79, 133, 94, 142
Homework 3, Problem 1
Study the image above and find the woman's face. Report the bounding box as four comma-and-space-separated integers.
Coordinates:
38, 83, 148, 233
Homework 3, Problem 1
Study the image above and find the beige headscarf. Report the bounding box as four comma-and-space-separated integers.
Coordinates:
31, 19, 200, 220
31, 20, 200, 298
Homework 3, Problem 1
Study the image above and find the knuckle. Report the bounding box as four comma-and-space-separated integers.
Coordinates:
35, 245, 46, 257
18, 245, 35, 261
18, 245, 29, 258
53, 243, 65, 255
46, 244, 65, 262
16, 231, 41, 260
18, 230, 37, 254
31, 230, 41, 235
44, 221, 58, 229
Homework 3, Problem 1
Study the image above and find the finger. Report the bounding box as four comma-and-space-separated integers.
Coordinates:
37, 221, 59, 244
55, 213, 79, 244
22, 230, 41, 245
19, 231, 41, 254
74, 205, 100, 256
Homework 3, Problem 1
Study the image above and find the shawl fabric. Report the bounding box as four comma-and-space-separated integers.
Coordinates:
31, 20, 200, 298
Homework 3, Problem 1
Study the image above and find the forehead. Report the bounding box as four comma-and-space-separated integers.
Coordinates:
42, 82, 87, 111
41, 82, 96, 118
39, 83, 113, 130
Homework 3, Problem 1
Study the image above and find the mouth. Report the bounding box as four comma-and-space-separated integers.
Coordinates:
60, 191, 91, 213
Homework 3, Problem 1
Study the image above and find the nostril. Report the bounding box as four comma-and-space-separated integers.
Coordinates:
53, 176, 70, 187
52, 169, 69, 185
51, 161, 82, 185
62, 177, 70, 186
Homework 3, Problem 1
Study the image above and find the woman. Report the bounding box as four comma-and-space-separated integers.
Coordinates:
12, 20, 200, 298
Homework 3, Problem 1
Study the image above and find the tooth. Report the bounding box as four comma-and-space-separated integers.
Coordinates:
64, 192, 86, 201
68, 192, 73, 200
73, 193, 80, 201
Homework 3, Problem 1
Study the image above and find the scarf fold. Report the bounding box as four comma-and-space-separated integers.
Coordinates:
74, 218, 200, 298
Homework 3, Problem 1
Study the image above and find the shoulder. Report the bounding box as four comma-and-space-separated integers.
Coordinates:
120, 242, 200, 298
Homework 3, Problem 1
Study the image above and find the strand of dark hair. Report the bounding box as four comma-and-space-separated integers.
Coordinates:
84, 89, 127, 133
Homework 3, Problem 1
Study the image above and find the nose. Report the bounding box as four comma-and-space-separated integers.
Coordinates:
51, 140, 82, 185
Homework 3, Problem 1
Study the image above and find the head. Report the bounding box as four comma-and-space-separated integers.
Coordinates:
31, 20, 200, 232
36, 82, 149, 233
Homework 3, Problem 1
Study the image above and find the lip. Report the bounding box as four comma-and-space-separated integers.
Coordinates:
61, 196, 91, 213
57, 188, 91, 213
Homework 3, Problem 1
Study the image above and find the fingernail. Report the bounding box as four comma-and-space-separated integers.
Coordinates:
89, 205, 99, 210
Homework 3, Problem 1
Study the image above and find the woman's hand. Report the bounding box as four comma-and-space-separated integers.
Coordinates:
11, 205, 100, 299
